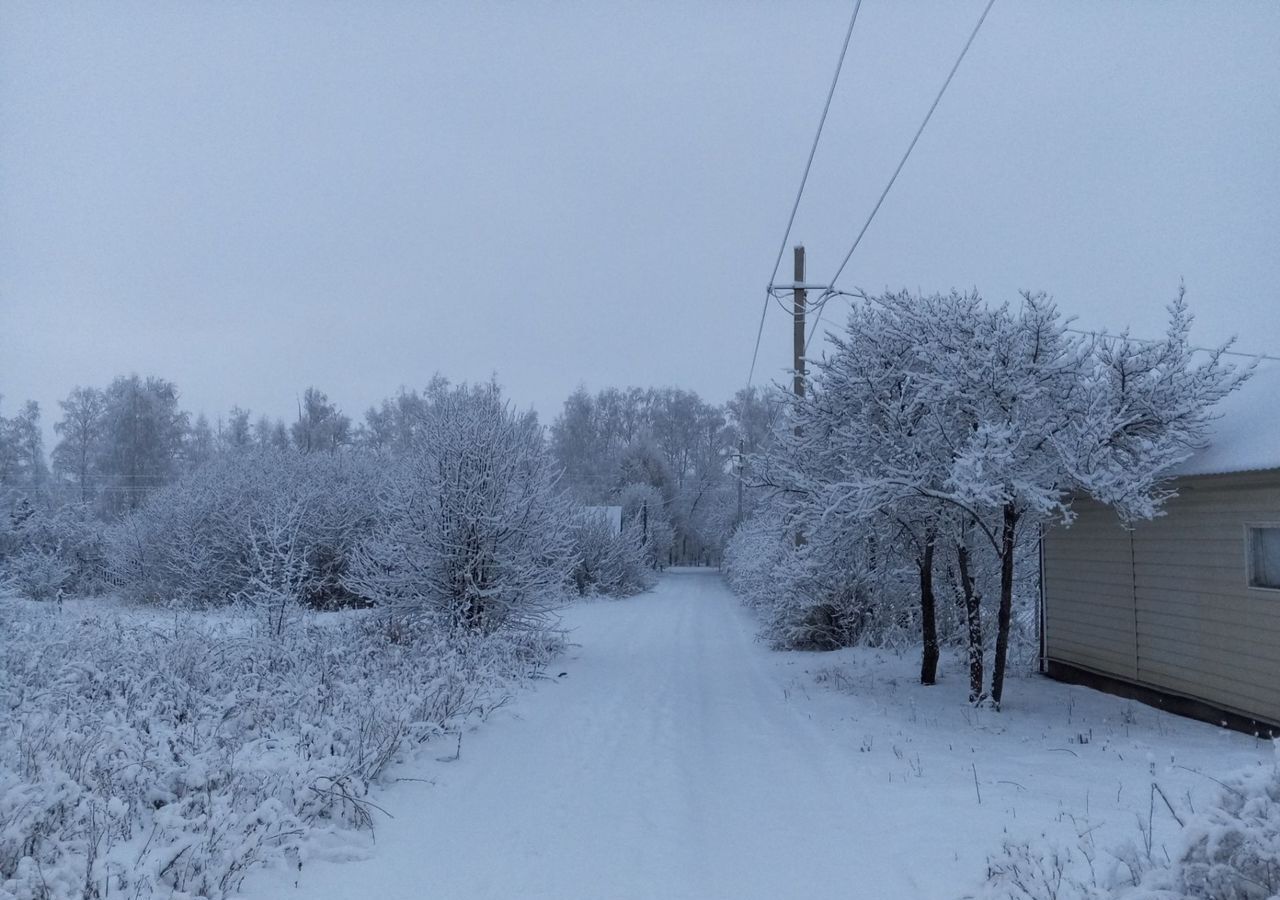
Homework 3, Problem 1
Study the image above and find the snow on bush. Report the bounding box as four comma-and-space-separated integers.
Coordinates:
723, 512, 866, 650
1174, 749, 1280, 899
726, 510, 929, 652
105, 449, 380, 610
345, 381, 574, 633
2, 547, 71, 602
1, 502, 106, 598
726, 504, 1044, 673
0, 599, 562, 900
569, 512, 652, 598
723, 511, 790, 616
973, 742, 1280, 899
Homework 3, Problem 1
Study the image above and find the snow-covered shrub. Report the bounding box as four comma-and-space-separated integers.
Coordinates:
723, 510, 791, 613
723, 514, 844, 650
757, 546, 895, 652
2, 546, 71, 601
105, 449, 380, 610
725, 510, 916, 651
0, 597, 561, 900
345, 382, 574, 634
973, 743, 1280, 899
1174, 746, 1279, 899
725, 514, 850, 650
569, 512, 652, 597
0, 501, 107, 596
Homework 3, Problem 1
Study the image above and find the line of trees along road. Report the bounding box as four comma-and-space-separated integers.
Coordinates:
0, 372, 774, 607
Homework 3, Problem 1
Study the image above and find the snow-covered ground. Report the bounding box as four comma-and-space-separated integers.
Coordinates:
238, 569, 1274, 899
0, 593, 557, 900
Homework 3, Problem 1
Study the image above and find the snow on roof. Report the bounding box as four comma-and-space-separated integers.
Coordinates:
1174, 359, 1280, 477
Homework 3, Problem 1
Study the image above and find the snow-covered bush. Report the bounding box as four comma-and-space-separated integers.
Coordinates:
726, 508, 920, 651
345, 382, 574, 634
725, 513, 845, 649
0, 501, 107, 597
2, 546, 71, 601
1171, 747, 1279, 899
105, 449, 380, 610
0, 598, 561, 900
569, 512, 652, 598
973, 743, 1280, 899
723, 512, 790, 613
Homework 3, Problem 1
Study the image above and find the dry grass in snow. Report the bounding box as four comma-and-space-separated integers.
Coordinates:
0, 596, 560, 900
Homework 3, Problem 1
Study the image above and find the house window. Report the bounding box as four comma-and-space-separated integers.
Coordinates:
1247, 526, 1280, 590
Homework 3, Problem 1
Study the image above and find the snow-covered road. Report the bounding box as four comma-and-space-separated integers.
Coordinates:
246, 570, 925, 898
242, 569, 1270, 900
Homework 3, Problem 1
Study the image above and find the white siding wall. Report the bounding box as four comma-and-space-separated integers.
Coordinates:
1044, 472, 1280, 726
1044, 501, 1138, 681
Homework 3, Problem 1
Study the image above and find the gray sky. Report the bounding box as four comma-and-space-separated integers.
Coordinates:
3, 1, 1278, 441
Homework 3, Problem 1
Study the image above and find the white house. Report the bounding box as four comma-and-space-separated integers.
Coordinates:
1041, 361, 1280, 733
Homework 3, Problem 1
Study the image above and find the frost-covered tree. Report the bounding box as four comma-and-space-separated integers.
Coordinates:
551, 385, 737, 563
909, 290, 1243, 706
754, 288, 1246, 707
0, 506, 90, 607
356, 388, 431, 453
52, 386, 107, 504
569, 511, 653, 597
291, 387, 351, 453
186, 413, 216, 469
358, 398, 398, 451
551, 387, 616, 501
724, 386, 784, 525
1067, 286, 1247, 520
758, 296, 964, 682
223, 405, 253, 451
0, 399, 48, 494
253, 414, 292, 451
97, 375, 190, 513
618, 481, 674, 568
346, 381, 573, 634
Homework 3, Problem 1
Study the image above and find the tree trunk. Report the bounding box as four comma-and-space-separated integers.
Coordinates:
957, 539, 983, 703
919, 537, 939, 685
989, 502, 1018, 709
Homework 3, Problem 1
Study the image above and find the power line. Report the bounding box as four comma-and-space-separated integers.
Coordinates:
806, 0, 998, 353
748, 0, 864, 389
1065, 328, 1280, 363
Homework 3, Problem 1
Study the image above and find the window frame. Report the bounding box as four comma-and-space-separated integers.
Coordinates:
1244, 522, 1280, 592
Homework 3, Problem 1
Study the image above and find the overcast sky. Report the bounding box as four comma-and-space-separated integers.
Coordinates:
2, 1, 1277, 440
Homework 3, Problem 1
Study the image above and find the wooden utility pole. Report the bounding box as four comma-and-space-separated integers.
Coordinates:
792, 244, 806, 398
735, 438, 744, 526
793, 245, 807, 547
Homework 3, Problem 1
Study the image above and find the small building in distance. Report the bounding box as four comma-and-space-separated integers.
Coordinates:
1042, 362, 1280, 733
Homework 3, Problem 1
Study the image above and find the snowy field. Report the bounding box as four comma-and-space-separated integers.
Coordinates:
231, 569, 1274, 900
